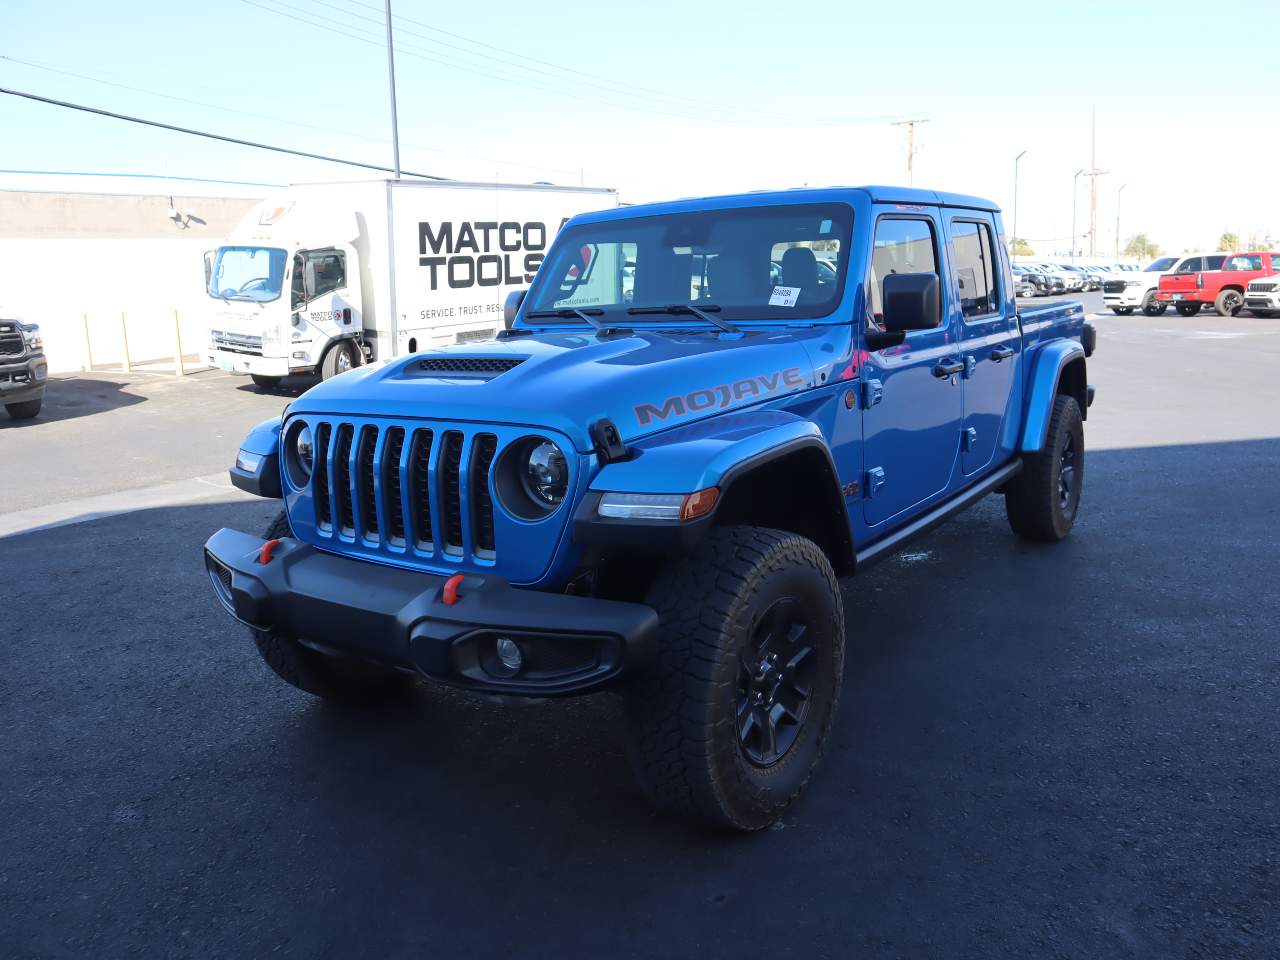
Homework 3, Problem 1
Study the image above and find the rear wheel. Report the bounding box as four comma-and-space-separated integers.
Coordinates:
250, 374, 282, 391
1005, 394, 1084, 542
1176, 302, 1201, 317
321, 340, 358, 380
1111, 306, 1134, 316
4, 398, 42, 420
251, 511, 414, 704
1141, 292, 1167, 316
1214, 288, 1243, 317
624, 526, 845, 831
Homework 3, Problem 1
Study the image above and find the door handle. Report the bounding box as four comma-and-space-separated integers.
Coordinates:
933, 358, 964, 378
990, 346, 1015, 361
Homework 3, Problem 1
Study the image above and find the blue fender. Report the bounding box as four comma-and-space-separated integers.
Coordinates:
230, 416, 283, 499
241, 417, 282, 456
591, 409, 826, 493
1020, 340, 1085, 453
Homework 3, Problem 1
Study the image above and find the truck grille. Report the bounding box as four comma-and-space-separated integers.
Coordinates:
211, 330, 264, 355
1250, 282, 1276, 293
0, 331, 24, 356
302, 417, 509, 567
1102, 280, 1127, 294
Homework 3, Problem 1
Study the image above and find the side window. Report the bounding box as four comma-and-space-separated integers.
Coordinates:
1175, 257, 1202, 273
951, 220, 1001, 318
868, 217, 938, 323
295, 249, 347, 306
1225, 254, 1262, 271
1203, 255, 1227, 270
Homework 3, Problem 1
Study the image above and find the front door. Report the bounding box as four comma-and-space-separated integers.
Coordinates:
861, 209, 963, 527
946, 215, 1019, 476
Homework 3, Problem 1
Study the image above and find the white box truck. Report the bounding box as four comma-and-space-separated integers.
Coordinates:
203, 179, 618, 387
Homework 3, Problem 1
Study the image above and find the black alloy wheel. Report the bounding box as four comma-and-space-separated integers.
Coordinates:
736, 598, 815, 766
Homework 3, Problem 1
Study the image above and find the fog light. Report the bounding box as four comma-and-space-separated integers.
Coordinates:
496, 637, 523, 672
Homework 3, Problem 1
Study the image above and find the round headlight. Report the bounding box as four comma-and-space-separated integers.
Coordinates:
295, 424, 314, 478
523, 440, 567, 506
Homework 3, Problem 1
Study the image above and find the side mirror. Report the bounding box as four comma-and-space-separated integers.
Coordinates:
882, 272, 941, 332
303, 259, 318, 301
503, 289, 526, 329
203, 250, 214, 291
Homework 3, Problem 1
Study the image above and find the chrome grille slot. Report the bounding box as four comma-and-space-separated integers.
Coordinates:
440, 431, 465, 554
357, 426, 380, 542
383, 427, 406, 545
409, 428, 434, 548
333, 424, 355, 536
314, 422, 333, 529
471, 434, 498, 555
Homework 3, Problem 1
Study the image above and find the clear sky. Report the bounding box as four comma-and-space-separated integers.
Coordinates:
4, 0, 1278, 257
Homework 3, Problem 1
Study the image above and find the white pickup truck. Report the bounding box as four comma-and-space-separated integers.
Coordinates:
1102, 254, 1224, 317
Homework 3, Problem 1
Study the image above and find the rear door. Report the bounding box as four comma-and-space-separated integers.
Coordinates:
861, 207, 963, 526
946, 214, 1019, 476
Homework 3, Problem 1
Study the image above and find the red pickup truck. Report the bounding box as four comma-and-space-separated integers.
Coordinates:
1156, 252, 1280, 316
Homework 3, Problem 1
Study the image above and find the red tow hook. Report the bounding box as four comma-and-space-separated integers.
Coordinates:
442, 573, 465, 606
257, 538, 283, 565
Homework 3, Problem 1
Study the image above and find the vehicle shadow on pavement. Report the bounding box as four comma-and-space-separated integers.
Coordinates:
232, 374, 316, 398
3, 436, 1278, 958
0, 375, 145, 429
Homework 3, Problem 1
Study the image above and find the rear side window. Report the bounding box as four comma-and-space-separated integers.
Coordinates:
1226, 254, 1262, 271
950, 220, 1001, 318
1203, 255, 1227, 270
868, 217, 938, 320
1175, 258, 1202, 272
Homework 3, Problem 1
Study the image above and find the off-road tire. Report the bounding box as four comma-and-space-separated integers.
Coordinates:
321, 340, 358, 380
1111, 306, 1134, 316
251, 511, 413, 704
1005, 394, 1084, 542
623, 526, 845, 831
1214, 288, 1243, 317
1141, 292, 1166, 316
250, 374, 283, 391
4, 398, 42, 420
1175, 302, 1201, 317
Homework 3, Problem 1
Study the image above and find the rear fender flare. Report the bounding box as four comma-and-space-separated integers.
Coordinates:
1020, 340, 1086, 453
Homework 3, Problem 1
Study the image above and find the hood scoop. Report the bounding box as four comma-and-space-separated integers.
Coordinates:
412, 356, 526, 379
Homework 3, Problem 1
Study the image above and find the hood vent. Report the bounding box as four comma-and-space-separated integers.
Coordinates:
415, 357, 526, 377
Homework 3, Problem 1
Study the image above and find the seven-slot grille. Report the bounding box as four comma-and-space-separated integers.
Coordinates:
305, 419, 502, 562
1251, 282, 1276, 293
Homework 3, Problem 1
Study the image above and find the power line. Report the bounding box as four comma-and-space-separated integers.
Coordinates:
0, 86, 449, 180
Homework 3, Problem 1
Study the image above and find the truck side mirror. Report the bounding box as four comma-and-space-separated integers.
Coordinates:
203, 250, 214, 291
503, 289, 526, 329
303, 259, 318, 301
881, 272, 941, 332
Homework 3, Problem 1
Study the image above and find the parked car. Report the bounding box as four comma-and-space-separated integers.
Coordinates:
0, 315, 47, 420
1103, 253, 1222, 316
205, 185, 1097, 831
1244, 276, 1280, 317
1012, 264, 1051, 296
1156, 252, 1279, 316
1053, 264, 1092, 292
1019, 263, 1067, 294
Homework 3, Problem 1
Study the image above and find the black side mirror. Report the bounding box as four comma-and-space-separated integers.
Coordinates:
882, 272, 941, 332
503, 289, 526, 329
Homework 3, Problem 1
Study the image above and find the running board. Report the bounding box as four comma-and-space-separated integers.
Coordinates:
854, 460, 1023, 570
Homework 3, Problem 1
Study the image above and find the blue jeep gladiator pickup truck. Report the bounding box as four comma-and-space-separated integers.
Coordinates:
205, 186, 1095, 831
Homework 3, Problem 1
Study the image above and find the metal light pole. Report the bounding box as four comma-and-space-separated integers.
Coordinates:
1070, 168, 1084, 260
1012, 150, 1026, 257
1115, 183, 1127, 262
384, 0, 401, 179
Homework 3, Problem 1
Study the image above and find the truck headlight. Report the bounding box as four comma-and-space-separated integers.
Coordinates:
19, 323, 42, 350
524, 440, 568, 506
295, 425, 314, 478
1126, 280, 1142, 287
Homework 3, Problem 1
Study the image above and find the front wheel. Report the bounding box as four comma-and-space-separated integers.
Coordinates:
1005, 395, 1084, 542
1176, 302, 1201, 317
1141, 292, 1167, 316
251, 511, 414, 704
4, 398, 42, 420
1111, 306, 1134, 316
320, 340, 358, 380
1214, 288, 1243, 317
623, 526, 845, 831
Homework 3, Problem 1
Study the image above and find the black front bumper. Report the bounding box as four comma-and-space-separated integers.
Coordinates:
203, 528, 660, 696
0, 354, 47, 404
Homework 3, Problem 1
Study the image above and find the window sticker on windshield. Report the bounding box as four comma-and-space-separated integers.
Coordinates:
770, 286, 801, 307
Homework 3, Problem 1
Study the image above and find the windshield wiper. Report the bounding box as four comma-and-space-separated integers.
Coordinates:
524, 307, 632, 336
627, 303, 738, 333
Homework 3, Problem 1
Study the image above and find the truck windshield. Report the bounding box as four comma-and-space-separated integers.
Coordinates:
1145, 257, 1178, 272
207, 246, 288, 302
523, 203, 853, 324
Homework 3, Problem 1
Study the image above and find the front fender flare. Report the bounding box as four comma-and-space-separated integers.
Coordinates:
1020, 340, 1085, 453
230, 416, 283, 499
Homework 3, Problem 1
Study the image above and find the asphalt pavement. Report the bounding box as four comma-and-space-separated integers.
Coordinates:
3, 296, 1279, 958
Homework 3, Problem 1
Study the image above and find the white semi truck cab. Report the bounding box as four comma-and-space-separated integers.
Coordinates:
204, 179, 616, 388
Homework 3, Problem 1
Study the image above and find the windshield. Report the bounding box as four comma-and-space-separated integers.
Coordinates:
523, 203, 853, 323
207, 246, 288, 302
1146, 257, 1178, 272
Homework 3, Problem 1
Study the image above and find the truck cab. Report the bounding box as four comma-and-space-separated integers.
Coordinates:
204, 186, 1096, 831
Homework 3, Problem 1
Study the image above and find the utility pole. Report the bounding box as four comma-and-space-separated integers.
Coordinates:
1115, 183, 1127, 261
891, 118, 929, 186
1071, 169, 1084, 260
1084, 103, 1107, 257
384, 0, 401, 179
1013, 150, 1027, 256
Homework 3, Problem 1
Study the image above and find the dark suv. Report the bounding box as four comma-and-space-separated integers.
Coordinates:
1, 318, 48, 420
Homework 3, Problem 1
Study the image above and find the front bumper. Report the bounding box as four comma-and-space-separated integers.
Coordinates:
207, 349, 294, 377
1103, 286, 1148, 307
1245, 292, 1280, 311
203, 528, 660, 696
0, 354, 48, 403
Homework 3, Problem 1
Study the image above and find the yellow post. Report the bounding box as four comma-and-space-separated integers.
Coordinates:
120, 311, 132, 373
173, 308, 186, 377
82, 312, 94, 371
